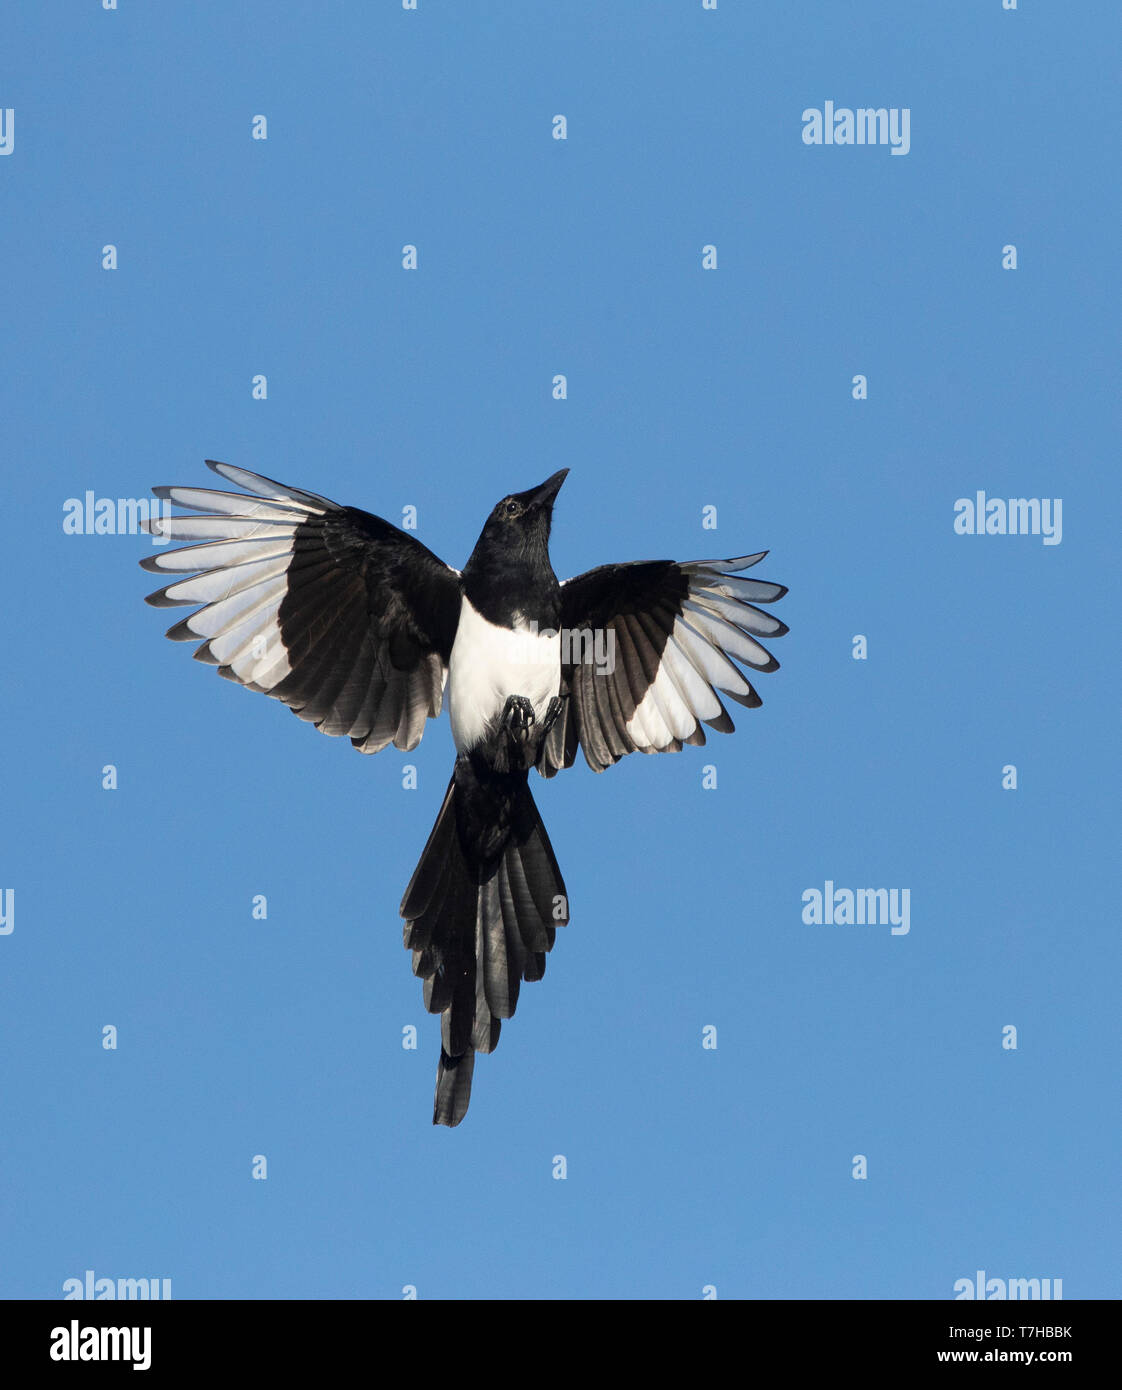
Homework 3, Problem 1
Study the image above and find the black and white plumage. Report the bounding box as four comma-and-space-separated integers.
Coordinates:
141, 462, 459, 752
142, 460, 787, 1125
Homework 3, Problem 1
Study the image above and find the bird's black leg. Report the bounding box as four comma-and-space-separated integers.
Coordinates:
538, 695, 564, 740
501, 694, 535, 743
492, 694, 566, 772
490, 694, 535, 773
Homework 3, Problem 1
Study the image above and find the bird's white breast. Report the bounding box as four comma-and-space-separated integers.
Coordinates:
447, 597, 561, 753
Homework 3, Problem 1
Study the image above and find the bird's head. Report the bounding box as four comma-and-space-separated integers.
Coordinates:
473, 468, 568, 560
489, 468, 568, 532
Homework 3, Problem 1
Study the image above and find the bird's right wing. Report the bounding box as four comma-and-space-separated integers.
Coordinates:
141, 460, 462, 753
540, 552, 788, 775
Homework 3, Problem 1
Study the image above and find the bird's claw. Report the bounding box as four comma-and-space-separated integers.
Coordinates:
501, 694, 536, 743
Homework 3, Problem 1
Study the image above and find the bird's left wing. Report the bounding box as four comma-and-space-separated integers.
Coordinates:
141, 460, 462, 753
540, 552, 787, 775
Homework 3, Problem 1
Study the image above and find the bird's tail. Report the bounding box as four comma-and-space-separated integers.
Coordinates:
399, 756, 568, 1126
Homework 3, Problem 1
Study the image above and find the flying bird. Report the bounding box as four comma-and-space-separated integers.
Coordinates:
141, 461, 788, 1125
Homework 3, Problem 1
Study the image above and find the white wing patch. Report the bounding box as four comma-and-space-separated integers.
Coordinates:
141, 462, 337, 688
623, 561, 784, 753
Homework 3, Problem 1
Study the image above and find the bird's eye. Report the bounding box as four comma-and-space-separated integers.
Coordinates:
505, 501, 519, 516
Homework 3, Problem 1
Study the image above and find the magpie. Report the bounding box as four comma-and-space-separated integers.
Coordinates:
141, 461, 787, 1125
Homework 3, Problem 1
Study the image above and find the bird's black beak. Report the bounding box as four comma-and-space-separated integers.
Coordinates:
524, 469, 569, 509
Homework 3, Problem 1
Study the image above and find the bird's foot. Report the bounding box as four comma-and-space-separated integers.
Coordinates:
501, 694, 536, 744
539, 695, 564, 740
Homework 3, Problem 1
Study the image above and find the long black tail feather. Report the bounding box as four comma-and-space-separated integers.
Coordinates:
400, 754, 568, 1126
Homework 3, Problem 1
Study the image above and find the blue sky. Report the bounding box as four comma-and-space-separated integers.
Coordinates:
1, 1, 1118, 1300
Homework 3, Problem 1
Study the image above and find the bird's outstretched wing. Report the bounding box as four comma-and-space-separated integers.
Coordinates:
141, 460, 462, 753
540, 553, 788, 775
